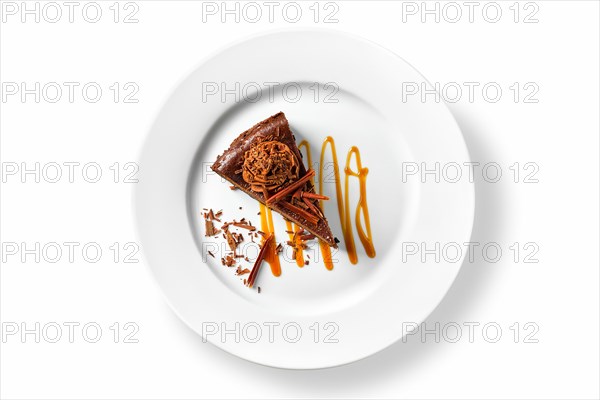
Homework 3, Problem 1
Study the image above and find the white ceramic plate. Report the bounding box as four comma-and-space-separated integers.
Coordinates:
135, 29, 474, 369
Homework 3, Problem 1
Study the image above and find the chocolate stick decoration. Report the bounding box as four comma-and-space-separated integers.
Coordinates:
266, 169, 315, 205
247, 233, 273, 288
281, 200, 319, 225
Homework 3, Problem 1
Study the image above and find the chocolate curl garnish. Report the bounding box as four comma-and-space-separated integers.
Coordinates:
302, 196, 324, 219
247, 233, 273, 288
242, 141, 299, 193
280, 200, 319, 225
204, 220, 220, 237
232, 222, 256, 231
266, 169, 315, 205
301, 192, 329, 201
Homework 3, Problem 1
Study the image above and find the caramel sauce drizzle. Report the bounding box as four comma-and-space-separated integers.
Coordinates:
320, 137, 376, 264
343, 144, 376, 261
259, 203, 281, 277
282, 141, 313, 268
299, 140, 334, 271
257, 136, 375, 276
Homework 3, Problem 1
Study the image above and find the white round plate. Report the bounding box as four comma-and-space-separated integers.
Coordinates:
135, 29, 474, 369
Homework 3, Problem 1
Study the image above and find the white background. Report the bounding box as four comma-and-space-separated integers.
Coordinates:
1, 1, 599, 399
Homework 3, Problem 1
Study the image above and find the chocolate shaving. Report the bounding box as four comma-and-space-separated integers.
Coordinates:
236, 267, 251, 276
236, 233, 244, 243
225, 229, 237, 252
205, 220, 220, 237
223, 255, 236, 267
300, 233, 316, 241
207, 251, 215, 258
203, 208, 222, 236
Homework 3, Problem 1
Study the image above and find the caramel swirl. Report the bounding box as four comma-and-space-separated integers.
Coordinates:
242, 141, 299, 193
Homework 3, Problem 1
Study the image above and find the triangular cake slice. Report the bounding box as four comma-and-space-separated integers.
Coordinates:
211, 112, 337, 247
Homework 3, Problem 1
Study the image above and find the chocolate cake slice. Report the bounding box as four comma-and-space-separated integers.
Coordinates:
211, 112, 336, 247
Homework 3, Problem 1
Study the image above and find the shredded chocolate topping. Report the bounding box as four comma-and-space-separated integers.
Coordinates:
242, 141, 299, 193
